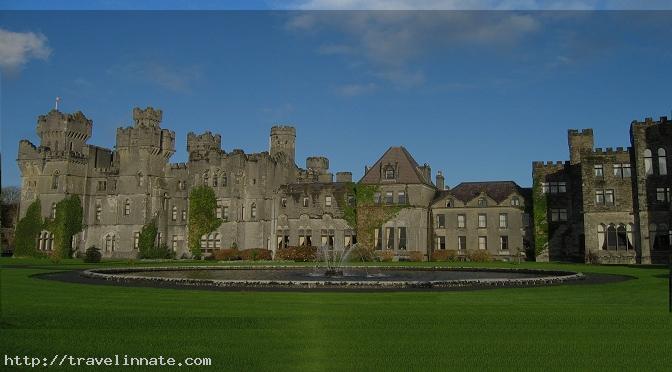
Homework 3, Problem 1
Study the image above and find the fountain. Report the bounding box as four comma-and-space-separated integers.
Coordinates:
314, 244, 356, 277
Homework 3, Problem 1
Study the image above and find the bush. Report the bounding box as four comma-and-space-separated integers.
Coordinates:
467, 250, 492, 262
431, 249, 457, 262
13, 198, 43, 258
212, 248, 240, 261
408, 251, 425, 262
275, 246, 317, 262
239, 248, 272, 261
84, 246, 102, 263
375, 250, 395, 262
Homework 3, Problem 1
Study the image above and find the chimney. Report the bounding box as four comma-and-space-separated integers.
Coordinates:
436, 171, 445, 190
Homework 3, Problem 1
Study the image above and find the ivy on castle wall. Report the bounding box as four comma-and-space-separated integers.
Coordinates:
188, 185, 222, 258
532, 178, 549, 257
45, 195, 83, 259
336, 182, 406, 251
13, 198, 44, 258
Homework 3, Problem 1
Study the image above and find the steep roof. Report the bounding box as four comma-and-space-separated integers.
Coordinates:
447, 181, 524, 203
359, 146, 433, 186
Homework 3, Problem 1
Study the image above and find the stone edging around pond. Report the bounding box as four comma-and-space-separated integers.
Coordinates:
81, 266, 585, 290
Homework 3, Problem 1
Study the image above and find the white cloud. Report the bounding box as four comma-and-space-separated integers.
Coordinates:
287, 12, 539, 87
0, 28, 51, 75
335, 82, 377, 96
284, 0, 671, 10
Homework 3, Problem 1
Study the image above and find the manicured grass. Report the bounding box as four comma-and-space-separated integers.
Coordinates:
1, 258, 671, 371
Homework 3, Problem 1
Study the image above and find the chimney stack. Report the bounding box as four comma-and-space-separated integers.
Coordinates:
436, 171, 445, 190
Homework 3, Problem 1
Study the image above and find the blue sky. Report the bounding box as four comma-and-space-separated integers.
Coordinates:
1, 6, 671, 188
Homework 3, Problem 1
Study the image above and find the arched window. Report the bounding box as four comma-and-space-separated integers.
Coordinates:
163, 193, 169, 210
104, 234, 116, 252
606, 224, 617, 250
658, 148, 667, 175
51, 203, 57, 219
250, 203, 257, 219
124, 199, 131, 216
200, 233, 220, 252
644, 149, 653, 176
38, 231, 54, 251
51, 171, 60, 190
203, 172, 209, 186
212, 172, 218, 187
598, 224, 606, 250
172, 206, 178, 221
653, 223, 670, 251
616, 224, 629, 251
137, 172, 144, 187
222, 173, 227, 186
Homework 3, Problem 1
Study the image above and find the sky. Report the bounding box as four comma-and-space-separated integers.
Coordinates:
1, 2, 671, 188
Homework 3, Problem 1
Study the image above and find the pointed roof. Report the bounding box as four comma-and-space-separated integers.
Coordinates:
360, 146, 433, 186
448, 181, 524, 203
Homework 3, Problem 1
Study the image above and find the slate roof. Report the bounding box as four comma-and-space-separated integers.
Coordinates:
359, 146, 433, 186
445, 181, 525, 204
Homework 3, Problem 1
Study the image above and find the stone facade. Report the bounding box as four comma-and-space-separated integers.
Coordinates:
17, 106, 536, 261
533, 116, 671, 264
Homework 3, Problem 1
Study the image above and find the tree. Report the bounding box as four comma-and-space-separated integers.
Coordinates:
13, 198, 43, 257
46, 195, 84, 259
188, 186, 221, 258
138, 219, 158, 258
1, 186, 21, 205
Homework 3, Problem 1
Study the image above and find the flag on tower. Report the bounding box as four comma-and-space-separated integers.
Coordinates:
55, 96, 62, 110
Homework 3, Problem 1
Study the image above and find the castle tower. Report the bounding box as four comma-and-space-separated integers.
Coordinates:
270, 125, 296, 164
36, 110, 92, 154
568, 129, 594, 165
116, 107, 176, 177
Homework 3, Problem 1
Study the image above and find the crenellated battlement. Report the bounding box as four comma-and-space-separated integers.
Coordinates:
170, 163, 188, 169
532, 160, 570, 169
133, 107, 163, 128
187, 131, 221, 156
589, 147, 631, 155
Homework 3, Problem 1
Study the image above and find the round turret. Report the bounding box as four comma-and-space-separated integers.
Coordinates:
270, 125, 296, 163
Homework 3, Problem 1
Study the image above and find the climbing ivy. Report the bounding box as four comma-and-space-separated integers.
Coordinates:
45, 195, 83, 259
188, 185, 222, 258
13, 198, 44, 258
532, 178, 549, 257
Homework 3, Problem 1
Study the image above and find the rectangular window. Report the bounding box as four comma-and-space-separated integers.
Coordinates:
374, 192, 381, 204
398, 191, 407, 204
385, 191, 393, 204
478, 214, 487, 228
281, 198, 287, 208
622, 164, 631, 178
97, 181, 107, 191
457, 214, 466, 228
222, 206, 229, 220
171, 235, 179, 252
478, 236, 487, 250
325, 196, 332, 207
374, 228, 382, 250
458, 236, 466, 251
437, 214, 446, 228
386, 227, 395, 249
499, 213, 508, 228
522, 213, 530, 227
613, 163, 621, 177
645, 157, 653, 176
398, 227, 407, 250
596, 190, 604, 205
551, 209, 568, 222
594, 164, 603, 177
171, 208, 177, 221
182, 210, 187, 221
605, 189, 615, 205
545, 182, 566, 194
541, 182, 549, 194
437, 236, 446, 250
133, 232, 140, 249
303, 197, 309, 207
657, 188, 671, 202
500, 236, 509, 250
216, 205, 222, 219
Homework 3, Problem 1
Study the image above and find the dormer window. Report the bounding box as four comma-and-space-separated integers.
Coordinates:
511, 196, 520, 206
478, 198, 487, 207
384, 167, 395, 180
446, 199, 453, 208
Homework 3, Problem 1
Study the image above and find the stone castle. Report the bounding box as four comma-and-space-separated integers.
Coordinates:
16, 107, 671, 263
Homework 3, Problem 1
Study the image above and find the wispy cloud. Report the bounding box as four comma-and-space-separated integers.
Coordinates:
106, 61, 201, 92
285, 0, 671, 10
287, 11, 539, 87
0, 28, 51, 76
335, 82, 377, 96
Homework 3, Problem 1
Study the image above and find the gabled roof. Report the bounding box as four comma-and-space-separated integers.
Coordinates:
359, 146, 433, 186
446, 181, 524, 204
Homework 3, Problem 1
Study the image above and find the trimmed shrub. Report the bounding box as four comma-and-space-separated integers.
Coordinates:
138, 220, 158, 258
188, 186, 222, 259
46, 195, 83, 259
84, 246, 102, 263
275, 246, 317, 262
212, 248, 240, 261
375, 250, 395, 262
432, 249, 457, 262
408, 251, 425, 262
467, 250, 492, 262
239, 248, 272, 261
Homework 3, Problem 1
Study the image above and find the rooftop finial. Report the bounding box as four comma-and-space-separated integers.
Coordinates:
55, 96, 62, 111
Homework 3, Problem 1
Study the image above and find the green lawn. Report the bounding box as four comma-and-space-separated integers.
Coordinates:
1, 258, 671, 371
